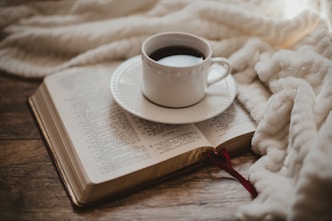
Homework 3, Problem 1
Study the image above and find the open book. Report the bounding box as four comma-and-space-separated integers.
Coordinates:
29, 65, 255, 207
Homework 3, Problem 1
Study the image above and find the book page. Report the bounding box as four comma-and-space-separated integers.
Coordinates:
45, 66, 211, 184
195, 100, 256, 152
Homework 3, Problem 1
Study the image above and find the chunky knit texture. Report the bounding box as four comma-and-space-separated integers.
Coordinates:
1, 1, 331, 220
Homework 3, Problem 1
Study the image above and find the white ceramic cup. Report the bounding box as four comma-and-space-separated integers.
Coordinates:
141, 32, 231, 108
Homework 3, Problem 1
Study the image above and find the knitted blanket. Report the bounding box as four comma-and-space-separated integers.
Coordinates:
1, 0, 331, 220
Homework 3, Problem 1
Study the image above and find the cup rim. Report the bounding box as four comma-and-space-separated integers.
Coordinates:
141, 31, 212, 69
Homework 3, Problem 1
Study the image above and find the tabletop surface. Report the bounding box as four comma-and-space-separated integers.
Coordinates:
0, 71, 257, 221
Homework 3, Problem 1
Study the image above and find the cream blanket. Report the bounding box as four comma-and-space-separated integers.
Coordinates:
1, 0, 331, 220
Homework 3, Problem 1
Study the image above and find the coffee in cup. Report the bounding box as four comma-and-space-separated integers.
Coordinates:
141, 32, 231, 108
149, 45, 204, 67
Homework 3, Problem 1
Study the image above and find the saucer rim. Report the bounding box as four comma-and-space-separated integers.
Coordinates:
110, 55, 236, 124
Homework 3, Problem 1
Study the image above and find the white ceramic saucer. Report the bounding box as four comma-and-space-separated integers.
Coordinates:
110, 56, 236, 124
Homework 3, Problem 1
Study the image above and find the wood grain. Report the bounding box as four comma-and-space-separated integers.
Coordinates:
0, 72, 257, 221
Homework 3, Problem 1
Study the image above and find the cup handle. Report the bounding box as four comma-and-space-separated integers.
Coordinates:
207, 57, 231, 87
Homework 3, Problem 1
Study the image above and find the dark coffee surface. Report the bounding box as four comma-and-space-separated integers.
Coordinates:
149, 46, 204, 61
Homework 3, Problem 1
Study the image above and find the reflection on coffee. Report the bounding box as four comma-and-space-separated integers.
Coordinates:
149, 46, 204, 67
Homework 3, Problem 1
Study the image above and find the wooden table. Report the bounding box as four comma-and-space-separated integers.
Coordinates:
0, 71, 257, 221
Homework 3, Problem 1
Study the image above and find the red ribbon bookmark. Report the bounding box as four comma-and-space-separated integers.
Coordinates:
205, 149, 258, 199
